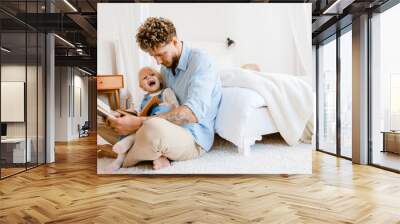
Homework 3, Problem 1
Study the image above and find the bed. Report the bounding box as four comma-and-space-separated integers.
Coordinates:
215, 87, 279, 156
215, 67, 315, 156
186, 41, 314, 155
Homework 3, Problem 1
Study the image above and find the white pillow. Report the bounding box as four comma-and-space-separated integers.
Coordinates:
215, 87, 265, 147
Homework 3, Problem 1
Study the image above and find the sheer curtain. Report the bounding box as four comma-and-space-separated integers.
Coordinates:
286, 4, 312, 78
113, 4, 155, 108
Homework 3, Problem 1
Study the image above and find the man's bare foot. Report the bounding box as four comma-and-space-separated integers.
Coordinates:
153, 156, 171, 170
113, 144, 129, 154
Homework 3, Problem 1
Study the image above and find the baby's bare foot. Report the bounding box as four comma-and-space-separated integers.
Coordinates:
102, 153, 126, 173
103, 161, 122, 173
153, 156, 171, 170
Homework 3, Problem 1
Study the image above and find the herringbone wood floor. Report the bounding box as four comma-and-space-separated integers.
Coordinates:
1, 135, 400, 224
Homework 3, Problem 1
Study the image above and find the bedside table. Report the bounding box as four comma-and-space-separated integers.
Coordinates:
97, 75, 124, 110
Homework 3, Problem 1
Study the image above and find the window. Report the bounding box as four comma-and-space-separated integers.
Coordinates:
370, 2, 400, 171
390, 74, 400, 130
340, 29, 352, 158
317, 36, 337, 155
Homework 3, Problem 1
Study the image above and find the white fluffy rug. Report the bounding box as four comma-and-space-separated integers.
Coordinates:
97, 135, 312, 174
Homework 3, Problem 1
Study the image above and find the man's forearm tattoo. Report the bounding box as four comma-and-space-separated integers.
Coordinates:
164, 111, 191, 125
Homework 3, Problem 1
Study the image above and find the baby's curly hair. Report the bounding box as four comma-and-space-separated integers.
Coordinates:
136, 17, 177, 51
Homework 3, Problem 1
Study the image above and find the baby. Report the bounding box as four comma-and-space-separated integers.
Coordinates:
105, 66, 179, 172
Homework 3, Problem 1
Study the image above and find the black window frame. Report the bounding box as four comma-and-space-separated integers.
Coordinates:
315, 23, 353, 161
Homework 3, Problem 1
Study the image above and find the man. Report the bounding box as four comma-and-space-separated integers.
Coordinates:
107, 17, 222, 170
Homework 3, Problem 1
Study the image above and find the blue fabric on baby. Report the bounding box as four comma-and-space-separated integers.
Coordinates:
139, 89, 172, 116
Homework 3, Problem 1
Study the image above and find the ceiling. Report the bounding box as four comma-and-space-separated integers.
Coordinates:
0, 0, 392, 74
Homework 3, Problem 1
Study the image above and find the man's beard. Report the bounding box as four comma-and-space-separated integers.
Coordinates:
168, 54, 179, 70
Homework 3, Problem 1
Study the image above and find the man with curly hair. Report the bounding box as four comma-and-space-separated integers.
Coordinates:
108, 17, 222, 170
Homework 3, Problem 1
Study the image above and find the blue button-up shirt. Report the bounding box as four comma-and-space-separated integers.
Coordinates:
161, 43, 222, 151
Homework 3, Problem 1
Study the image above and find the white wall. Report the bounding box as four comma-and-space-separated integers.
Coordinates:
98, 3, 312, 106
54, 67, 89, 141
72, 73, 89, 138
154, 4, 311, 74
55, 67, 69, 141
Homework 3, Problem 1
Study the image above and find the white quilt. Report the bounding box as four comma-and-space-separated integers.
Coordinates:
219, 68, 314, 146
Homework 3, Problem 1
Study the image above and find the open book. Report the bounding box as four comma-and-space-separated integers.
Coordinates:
97, 96, 160, 119
97, 99, 116, 119
138, 96, 161, 116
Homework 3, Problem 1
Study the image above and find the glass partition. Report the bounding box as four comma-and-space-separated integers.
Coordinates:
38, 32, 45, 165
27, 30, 38, 169
317, 36, 337, 155
1, 31, 28, 177
0, 1, 46, 179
